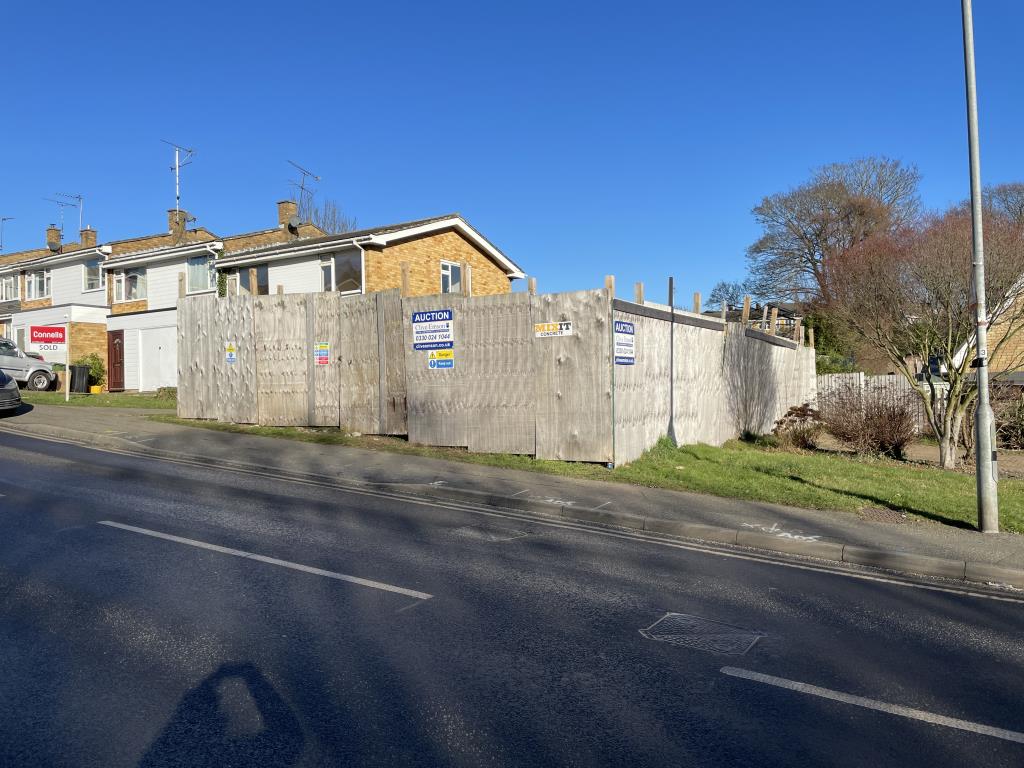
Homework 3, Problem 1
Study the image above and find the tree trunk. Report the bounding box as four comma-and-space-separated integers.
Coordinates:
938, 435, 959, 469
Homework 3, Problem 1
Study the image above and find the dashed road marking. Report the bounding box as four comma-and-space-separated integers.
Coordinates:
721, 666, 1024, 744
98, 520, 433, 601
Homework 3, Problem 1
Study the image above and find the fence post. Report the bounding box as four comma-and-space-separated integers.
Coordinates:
668, 276, 676, 443
400, 262, 410, 297
768, 306, 778, 335
634, 281, 644, 305
276, 284, 284, 295
809, 327, 815, 348
693, 291, 701, 314
794, 318, 803, 343
604, 274, 615, 296
461, 261, 471, 296
178, 272, 186, 298
528, 276, 537, 296
741, 295, 751, 326
760, 305, 768, 331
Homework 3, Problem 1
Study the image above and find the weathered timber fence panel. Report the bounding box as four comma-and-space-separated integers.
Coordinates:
463, 292, 536, 455
612, 306, 671, 465
216, 295, 257, 424
673, 322, 732, 447
533, 289, 613, 462
378, 290, 408, 435
255, 294, 308, 426
403, 294, 468, 447
308, 293, 342, 427
817, 372, 934, 432
336, 292, 381, 433
176, 297, 203, 419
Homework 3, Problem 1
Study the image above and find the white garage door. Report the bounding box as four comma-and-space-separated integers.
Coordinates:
138, 326, 178, 391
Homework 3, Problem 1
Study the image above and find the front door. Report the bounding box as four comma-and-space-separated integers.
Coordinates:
107, 330, 125, 391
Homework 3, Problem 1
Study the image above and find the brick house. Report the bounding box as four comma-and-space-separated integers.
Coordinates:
0, 225, 111, 376
103, 202, 325, 391
215, 213, 524, 298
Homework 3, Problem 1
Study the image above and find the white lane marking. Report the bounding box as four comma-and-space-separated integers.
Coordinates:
98, 520, 433, 601
593, 501, 612, 510
6, 428, 1021, 604
721, 667, 1024, 744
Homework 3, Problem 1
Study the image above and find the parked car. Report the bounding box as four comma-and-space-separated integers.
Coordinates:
0, 369, 22, 411
0, 337, 56, 390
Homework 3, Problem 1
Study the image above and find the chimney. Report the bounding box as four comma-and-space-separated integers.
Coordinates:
80, 226, 97, 248
46, 225, 61, 252
277, 200, 298, 228
168, 209, 190, 240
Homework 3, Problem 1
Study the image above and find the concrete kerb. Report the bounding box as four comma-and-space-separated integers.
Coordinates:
2, 420, 1023, 591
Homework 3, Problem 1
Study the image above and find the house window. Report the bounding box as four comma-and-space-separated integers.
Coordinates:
25, 270, 51, 300
238, 264, 269, 295
114, 268, 147, 302
440, 261, 462, 294
320, 252, 362, 294
0, 275, 17, 301
187, 255, 217, 293
83, 258, 105, 291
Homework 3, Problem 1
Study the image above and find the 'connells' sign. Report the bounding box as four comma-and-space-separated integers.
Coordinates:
30, 326, 66, 344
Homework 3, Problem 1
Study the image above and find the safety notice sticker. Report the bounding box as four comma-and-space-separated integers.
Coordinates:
224, 341, 237, 364
427, 349, 455, 369
314, 341, 331, 365
534, 321, 573, 338
413, 309, 454, 350
614, 320, 635, 365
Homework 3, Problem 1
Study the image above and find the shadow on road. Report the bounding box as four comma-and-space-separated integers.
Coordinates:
138, 662, 303, 768
0, 402, 33, 418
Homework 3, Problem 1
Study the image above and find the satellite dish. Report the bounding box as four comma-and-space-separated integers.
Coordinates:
48, 240, 61, 252
288, 215, 301, 230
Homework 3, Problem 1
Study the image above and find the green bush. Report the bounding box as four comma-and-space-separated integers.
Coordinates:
72, 352, 106, 387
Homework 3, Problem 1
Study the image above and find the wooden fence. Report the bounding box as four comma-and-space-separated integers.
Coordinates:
178, 288, 817, 465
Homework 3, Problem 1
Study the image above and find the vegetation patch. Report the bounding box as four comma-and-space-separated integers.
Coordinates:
21, 391, 178, 409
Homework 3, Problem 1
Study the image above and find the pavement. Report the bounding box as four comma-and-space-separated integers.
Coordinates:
1, 430, 1023, 766
2, 403, 1024, 589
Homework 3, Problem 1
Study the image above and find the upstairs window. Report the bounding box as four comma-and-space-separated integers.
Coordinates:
83, 258, 105, 292
25, 270, 51, 300
114, 268, 147, 302
187, 255, 217, 293
440, 261, 462, 294
238, 264, 269, 295
320, 252, 362, 294
0, 275, 17, 301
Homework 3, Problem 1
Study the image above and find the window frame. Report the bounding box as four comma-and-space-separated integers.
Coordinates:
186, 254, 217, 294
113, 268, 147, 303
24, 270, 51, 300
0, 274, 17, 302
320, 251, 363, 295
440, 260, 462, 295
82, 258, 106, 293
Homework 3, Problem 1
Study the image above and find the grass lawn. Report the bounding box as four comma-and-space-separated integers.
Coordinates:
21, 391, 177, 409
148, 416, 1024, 534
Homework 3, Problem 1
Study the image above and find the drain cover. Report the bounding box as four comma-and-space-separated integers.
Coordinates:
640, 613, 763, 655
452, 525, 529, 542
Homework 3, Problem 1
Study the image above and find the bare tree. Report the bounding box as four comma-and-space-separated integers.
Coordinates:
707, 280, 749, 309
829, 207, 1024, 468
984, 183, 1024, 227
746, 157, 921, 304
294, 194, 357, 234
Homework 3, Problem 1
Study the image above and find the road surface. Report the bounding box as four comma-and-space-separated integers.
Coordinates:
1, 431, 1021, 767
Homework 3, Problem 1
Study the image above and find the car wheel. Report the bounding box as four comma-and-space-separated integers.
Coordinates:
27, 372, 51, 391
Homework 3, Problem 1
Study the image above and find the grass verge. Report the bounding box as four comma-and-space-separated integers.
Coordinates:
21, 391, 177, 409
148, 415, 1024, 534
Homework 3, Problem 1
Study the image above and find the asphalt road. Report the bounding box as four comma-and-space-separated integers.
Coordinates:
1, 431, 1022, 767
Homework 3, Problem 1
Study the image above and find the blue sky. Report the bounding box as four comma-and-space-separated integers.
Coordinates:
1, 1, 1021, 304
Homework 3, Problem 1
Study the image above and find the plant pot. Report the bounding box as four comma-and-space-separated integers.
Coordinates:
89, 385, 103, 395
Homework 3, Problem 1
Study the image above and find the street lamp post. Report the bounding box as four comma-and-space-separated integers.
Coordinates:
961, 0, 999, 532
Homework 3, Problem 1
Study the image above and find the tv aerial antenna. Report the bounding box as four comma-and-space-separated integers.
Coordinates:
161, 139, 195, 214
0, 216, 12, 253
56, 192, 84, 231
287, 159, 321, 216
43, 197, 79, 235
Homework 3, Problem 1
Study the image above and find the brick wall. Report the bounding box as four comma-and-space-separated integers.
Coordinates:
68, 321, 109, 391
364, 230, 512, 297
111, 299, 149, 315
987, 296, 1024, 371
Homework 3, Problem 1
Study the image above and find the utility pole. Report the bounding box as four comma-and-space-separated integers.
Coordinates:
961, 0, 999, 532
0, 217, 12, 252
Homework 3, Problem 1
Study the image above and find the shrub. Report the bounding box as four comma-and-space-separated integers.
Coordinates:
72, 352, 105, 387
156, 387, 178, 402
772, 403, 823, 450
820, 384, 917, 459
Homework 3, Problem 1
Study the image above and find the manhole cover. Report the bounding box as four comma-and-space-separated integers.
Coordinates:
452, 525, 529, 542
640, 613, 763, 655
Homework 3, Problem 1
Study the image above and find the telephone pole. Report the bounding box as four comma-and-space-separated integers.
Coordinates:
961, 0, 999, 532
